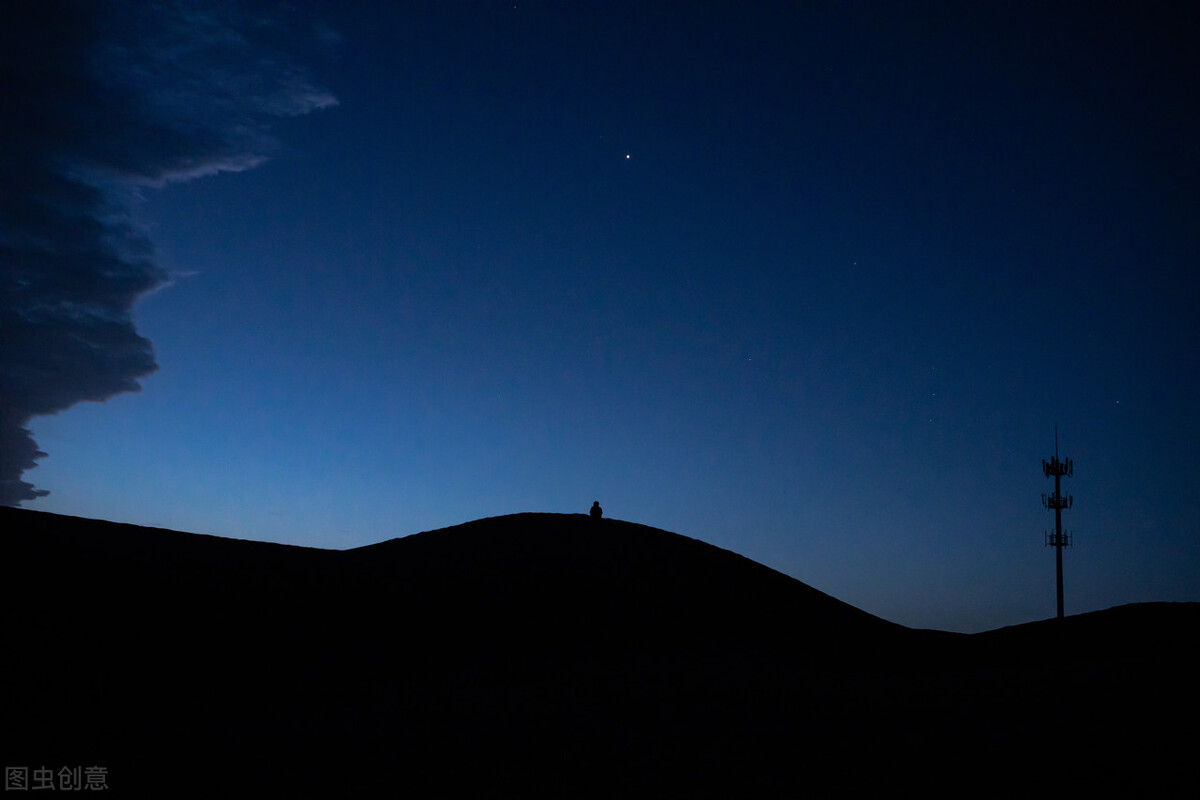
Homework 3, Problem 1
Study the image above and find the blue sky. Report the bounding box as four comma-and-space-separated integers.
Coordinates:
7, 1, 1199, 632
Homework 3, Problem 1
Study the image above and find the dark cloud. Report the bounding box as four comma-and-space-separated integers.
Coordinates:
0, 1, 335, 504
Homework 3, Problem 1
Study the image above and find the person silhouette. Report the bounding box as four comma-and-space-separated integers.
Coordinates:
590, 501, 603, 519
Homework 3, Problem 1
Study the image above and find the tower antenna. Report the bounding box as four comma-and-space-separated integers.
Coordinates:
1041, 425, 1074, 619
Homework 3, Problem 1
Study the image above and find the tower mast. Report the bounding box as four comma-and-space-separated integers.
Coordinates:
1041, 425, 1073, 619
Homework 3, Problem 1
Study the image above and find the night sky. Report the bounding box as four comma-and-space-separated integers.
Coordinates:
4, 1, 1198, 633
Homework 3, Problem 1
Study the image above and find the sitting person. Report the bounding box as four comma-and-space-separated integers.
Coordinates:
590, 501, 603, 519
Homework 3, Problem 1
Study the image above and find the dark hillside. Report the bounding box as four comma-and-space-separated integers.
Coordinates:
2, 506, 1196, 797
344, 513, 908, 660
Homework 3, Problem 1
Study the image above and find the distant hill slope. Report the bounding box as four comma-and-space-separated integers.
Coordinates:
344, 512, 909, 658
3, 506, 1197, 797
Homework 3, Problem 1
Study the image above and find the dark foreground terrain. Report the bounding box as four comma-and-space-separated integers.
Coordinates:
3, 507, 1197, 796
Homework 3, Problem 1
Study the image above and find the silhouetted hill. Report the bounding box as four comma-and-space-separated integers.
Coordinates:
2, 507, 1196, 797
344, 513, 909, 660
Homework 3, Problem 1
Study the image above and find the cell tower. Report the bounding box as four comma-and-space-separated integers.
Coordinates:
1041, 425, 1073, 619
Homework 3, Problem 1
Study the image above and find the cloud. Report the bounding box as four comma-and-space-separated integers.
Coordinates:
0, 1, 336, 505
